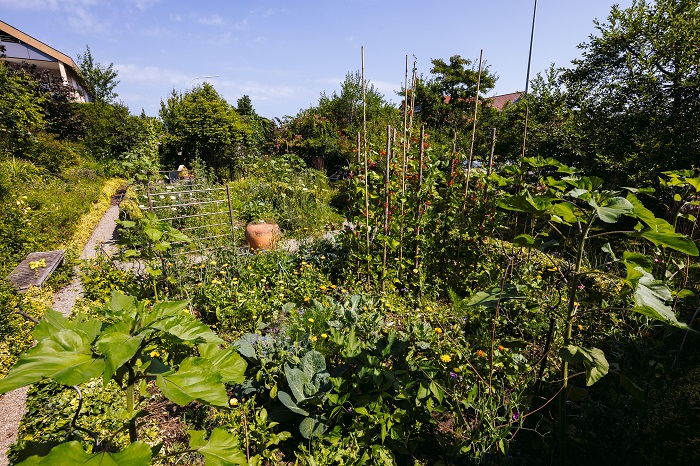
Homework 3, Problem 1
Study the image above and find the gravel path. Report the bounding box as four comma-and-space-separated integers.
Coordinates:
0, 204, 121, 466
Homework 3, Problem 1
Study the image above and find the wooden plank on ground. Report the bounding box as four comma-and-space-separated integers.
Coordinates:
6, 250, 65, 292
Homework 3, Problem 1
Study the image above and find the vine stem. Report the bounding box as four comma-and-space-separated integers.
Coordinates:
559, 213, 595, 463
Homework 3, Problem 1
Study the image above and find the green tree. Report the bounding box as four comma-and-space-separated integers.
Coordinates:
0, 62, 45, 158
562, 0, 700, 186
159, 83, 250, 175
76, 45, 120, 103
236, 95, 255, 116
411, 55, 497, 140
76, 102, 150, 161
278, 72, 399, 172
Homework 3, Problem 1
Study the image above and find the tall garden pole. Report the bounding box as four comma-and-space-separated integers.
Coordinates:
226, 184, 236, 242
522, 0, 538, 159
464, 49, 483, 196
382, 125, 392, 292
362, 47, 370, 283
413, 125, 425, 272
488, 128, 496, 176
399, 59, 417, 277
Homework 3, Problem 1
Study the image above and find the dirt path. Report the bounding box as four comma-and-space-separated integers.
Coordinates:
0, 205, 121, 466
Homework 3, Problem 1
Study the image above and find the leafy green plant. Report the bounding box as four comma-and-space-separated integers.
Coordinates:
0, 291, 248, 465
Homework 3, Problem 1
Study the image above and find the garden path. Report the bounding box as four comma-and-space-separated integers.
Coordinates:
0, 205, 121, 466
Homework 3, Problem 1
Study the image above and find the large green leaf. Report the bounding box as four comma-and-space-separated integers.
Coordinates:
0, 330, 105, 393
188, 428, 247, 466
497, 191, 556, 216
33, 309, 103, 344
143, 301, 223, 344
467, 284, 526, 309
591, 196, 634, 223
96, 322, 145, 384
156, 357, 228, 407
511, 234, 543, 249
559, 345, 609, 386
630, 268, 688, 329
278, 390, 310, 416
198, 344, 247, 385
626, 193, 698, 255
16, 440, 152, 466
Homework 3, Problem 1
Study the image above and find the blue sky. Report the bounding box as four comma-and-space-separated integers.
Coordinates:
1, 0, 632, 119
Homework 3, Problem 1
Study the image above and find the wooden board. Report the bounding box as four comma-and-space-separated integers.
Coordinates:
6, 250, 65, 292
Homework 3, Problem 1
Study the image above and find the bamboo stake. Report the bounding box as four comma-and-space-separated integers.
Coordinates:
362, 47, 370, 283
488, 127, 496, 176
382, 125, 392, 292
464, 49, 483, 196
413, 126, 425, 271
225, 184, 236, 241
399, 59, 417, 276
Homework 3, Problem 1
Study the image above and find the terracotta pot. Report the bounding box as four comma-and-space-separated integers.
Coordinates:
245, 222, 280, 250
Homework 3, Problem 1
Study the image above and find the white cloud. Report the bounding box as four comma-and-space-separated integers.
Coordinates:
0, 0, 98, 11
130, 0, 159, 11
115, 63, 190, 85
67, 6, 106, 34
169, 13, 182, 22
197, 15, 224, 26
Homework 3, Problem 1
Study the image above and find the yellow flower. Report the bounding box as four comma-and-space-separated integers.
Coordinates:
304, 297, 310, 302
308, 318, 315, 323
498, 345, 505, 351
209, 260, 217, 266
183, 309, 190, 314
321, 333, 328, 339
475, 350, 487, 358
310, 335, 318, 342
452, 367, 461, 373
536, 274, 542, 280
320, 256, 326, 260
330, 284, 337, 289
149, 350, 160, 358
341, 289, 347, 293
319, 285, 327, 291
578, 324, 583, 330
440, 354, 452, 363
434, 327, 443, 334
229, 398, 238, 406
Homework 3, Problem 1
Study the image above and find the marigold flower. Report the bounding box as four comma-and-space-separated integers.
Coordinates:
498, 345, 505, 351
475, 350, 487, 358
321, 333, 328, 339
150, 350, 160, 358
308, 318, 315, 323
320, 285, 327, 291
304, 297, 310, 302
229, 398, 238, 406
434, 327, 443, 334
440, 354, 452, 363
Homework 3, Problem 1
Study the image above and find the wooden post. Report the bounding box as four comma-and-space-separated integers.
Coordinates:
465, 49, 483, 196
488, 127, 496, 176
414, 126, 425, 272
226, 184, 236, 242
382, 125, 392, 292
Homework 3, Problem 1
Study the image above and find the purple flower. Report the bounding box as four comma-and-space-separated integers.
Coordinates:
450, 372, 458, 379
512, 411, 520, 421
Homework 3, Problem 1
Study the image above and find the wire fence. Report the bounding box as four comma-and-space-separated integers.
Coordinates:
133, 174, 242, 255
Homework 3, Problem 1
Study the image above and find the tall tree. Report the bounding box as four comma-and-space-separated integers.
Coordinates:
563, 0, 700, 186
159, 83, 250, 174
411, 55, 497, 141
76, 45, 120, 103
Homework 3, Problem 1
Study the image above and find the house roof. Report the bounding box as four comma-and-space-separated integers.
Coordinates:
487, 91, 523, 111
441, 91, 523, 111
0, 19, 80, 71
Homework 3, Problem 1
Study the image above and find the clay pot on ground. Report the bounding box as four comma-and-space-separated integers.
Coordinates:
245, 221, 281, 250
